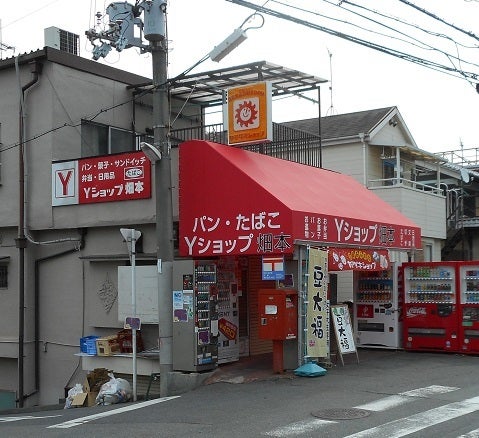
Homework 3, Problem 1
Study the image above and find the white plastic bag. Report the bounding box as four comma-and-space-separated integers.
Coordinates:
96, 376, 131, 405
64, 383, 83, 409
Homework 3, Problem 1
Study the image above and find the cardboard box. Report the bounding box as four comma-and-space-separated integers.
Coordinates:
84, 369, 110, 392
70, 369, 110, 407
96, 336, 120, 356
71, 391, 98, 408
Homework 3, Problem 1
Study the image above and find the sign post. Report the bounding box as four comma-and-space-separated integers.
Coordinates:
120, 228, 142, 401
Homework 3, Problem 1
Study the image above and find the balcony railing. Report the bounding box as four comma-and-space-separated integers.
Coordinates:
170, 122, 322, 168
368, 178, 444, 196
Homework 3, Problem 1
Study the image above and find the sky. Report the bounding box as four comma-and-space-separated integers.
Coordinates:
1, 0, 479, 156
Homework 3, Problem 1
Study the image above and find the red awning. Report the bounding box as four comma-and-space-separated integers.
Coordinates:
179, 140, 421, 257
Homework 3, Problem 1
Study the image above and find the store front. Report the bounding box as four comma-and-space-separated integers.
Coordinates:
176, 140, 421, 370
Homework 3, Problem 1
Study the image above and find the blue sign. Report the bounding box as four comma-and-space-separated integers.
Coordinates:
262, 256, 285, 280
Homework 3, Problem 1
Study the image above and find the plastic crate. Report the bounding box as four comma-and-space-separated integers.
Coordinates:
80, 335, 99, 355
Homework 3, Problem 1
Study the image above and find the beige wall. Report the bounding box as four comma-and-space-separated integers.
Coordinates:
323, 143, 365, 183
371, 186, 446, 239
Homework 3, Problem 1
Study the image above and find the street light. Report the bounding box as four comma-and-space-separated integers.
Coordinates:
140, 141, 162, 162
120, 227, 141, 402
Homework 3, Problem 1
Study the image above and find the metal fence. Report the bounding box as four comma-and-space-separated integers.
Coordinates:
170, 122, 322, 168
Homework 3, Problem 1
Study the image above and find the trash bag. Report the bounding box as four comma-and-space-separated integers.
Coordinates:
64, 383, 84, 409
294, 362, 327, 377
95, 375, 132, 406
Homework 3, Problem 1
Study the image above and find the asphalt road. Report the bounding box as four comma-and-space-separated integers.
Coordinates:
2, 348, 479, 437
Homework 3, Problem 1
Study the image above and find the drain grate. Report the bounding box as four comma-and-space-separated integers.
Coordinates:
311, 408, 371, 420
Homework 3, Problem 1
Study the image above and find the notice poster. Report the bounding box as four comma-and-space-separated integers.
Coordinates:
306, 247, 329, 358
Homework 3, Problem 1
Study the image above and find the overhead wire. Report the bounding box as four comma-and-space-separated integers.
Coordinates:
3, 0, 479, 153
225, 0, 479, 86
274, 0, 479, 71
340, 0, 479, 49
397, 0, 479, 43
0, 86, 152, 154
327, 0, 479, 82
0, 0, 62, 30
3, 2, 265, 153
335, 0, 479, 86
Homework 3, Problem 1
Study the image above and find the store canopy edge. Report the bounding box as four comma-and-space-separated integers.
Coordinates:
179, 140, 421, 257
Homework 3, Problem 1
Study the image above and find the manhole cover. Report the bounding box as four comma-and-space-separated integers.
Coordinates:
311, 408, 371, 420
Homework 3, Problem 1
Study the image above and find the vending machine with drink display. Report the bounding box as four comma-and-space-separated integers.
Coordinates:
354, 262, 402, 348
216, 257, 239, 364
457, 261, 479, 353
402, 261, 459, 352
172, 260, 219, 372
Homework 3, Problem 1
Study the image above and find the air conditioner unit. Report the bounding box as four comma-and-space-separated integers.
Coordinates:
44, 27, 79, 55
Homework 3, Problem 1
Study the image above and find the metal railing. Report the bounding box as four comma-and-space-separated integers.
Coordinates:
436, 147, 479, 167
368, 177, 444, 196
170, 122, 322, 168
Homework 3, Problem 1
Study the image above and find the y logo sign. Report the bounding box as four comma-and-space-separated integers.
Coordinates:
52, 161, 79, 206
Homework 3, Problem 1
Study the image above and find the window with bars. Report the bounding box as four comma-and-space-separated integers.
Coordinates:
0, 265, 7, 288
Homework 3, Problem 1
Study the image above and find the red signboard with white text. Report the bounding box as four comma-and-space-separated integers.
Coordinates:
52, 151, 151, 206
179, 140, 421, 258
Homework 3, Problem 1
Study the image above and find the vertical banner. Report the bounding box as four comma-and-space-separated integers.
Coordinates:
306, 247, 329, 358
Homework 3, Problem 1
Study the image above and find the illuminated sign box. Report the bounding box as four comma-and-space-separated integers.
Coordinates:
224, 81, 273, 146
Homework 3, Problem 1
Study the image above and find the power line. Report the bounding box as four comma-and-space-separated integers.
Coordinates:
328, 0, 479, 82
0, 86, 151, 154
275, 0, 479, 74
397, 0, 479, 42
340, 0, 479, 49
0, 0, 62, 29
225, 0, 479, 84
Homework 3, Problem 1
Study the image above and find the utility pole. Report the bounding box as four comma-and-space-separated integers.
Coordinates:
86, 1, 256, 397
87, 0, 173, 396
148, 7, 174, 399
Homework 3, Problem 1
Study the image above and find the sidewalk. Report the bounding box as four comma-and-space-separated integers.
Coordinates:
204, 353, 297, 384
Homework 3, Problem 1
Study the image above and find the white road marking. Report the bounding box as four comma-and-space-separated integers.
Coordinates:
458, 429, 479, 438
263, 418, 336, 437
48, 396, 180, 429
0, 415, 61, 423
355, 385, 459, 412
262, 385, 459, 437
344, 395, 479, 438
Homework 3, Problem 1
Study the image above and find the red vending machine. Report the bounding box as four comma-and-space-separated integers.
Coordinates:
457, 261, 479, 353
402, 262, 459, 352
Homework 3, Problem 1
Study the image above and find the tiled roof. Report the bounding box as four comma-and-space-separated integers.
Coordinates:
283, 107, 396, 140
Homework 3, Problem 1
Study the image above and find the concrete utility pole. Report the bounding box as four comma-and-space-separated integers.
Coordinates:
147, 6, 174, 399
87, 0, 173, 396
86, 1, 256, 397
